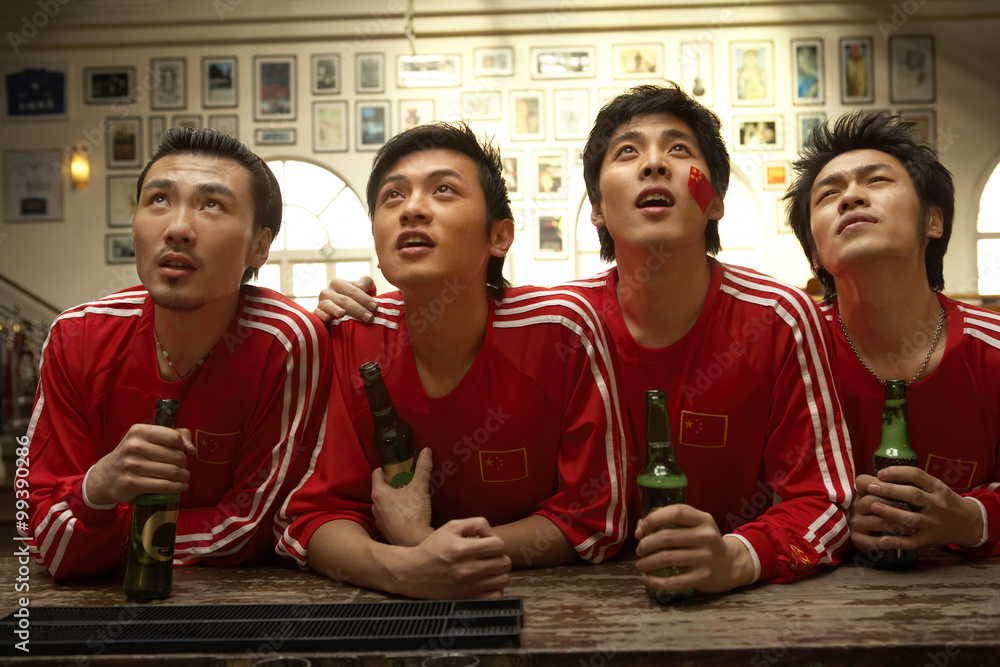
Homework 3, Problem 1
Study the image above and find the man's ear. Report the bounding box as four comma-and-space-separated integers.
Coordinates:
926, 205, 944, 239
248, 227, 272, 269
591, 199, 606, 228
706, 193, 724, 222
489, 217, 515, 257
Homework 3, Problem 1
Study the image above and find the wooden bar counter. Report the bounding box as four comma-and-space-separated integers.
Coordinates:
3, 548, 998, 666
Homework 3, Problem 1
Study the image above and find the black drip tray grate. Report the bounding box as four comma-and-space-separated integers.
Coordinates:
0, 599, 522, 655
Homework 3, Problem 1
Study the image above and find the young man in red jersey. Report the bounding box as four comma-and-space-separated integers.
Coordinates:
276, 122, 629, 599
785, 111, 998, 558
23, 128, 331, 580
567, 83, 854, 595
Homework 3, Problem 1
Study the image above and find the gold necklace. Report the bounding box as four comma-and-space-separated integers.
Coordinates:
837, 305, 945, 385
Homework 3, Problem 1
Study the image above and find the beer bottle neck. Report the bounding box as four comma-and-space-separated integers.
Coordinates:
876, 396, 916, 459
645, 403, 679, 466
363, 374, 399, 422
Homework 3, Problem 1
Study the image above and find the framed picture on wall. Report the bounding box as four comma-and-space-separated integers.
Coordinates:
612, 44, 663, 79
399, 99, 435, 133
898, 108, 936, 149
106, 233, 136, 264
530, 46, 595, 79
840, 36, 874, 104
311, 53, 341, 95
3, 149, 63, 222
534, 210, 568, 260
510, 90, 544, 141
890, 35, 935, 103
474, 46, 514, 77
734, 116, 783, 151
107, 174, 138, 227
796, 111, 826, 151
208, 114, 238, 137
534, 149, 568, 199
3, 63, 67, 119
254, 128, 296, 146
203, 56, 238, 108
791, 38, 824, 105
501, 149, 523, 201
150, 58, 186, 110
397, 55, 461, 88
254, 55, 296, 121
680, 42, 713, 106
149, 115, 166, 155
106, 117, 142, 168
762, 161, 790, 191
553, 89, 590, 140
356, 53, 384, 94
460, 90, 501, 120
731, 40, 774, 106
84, 66, 135, 105
313, 100, 348, 152
171, 114, 201, 129
357, 100, 390, 150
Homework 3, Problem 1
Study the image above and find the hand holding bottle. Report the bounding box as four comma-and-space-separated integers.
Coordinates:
372, 448, 434, 546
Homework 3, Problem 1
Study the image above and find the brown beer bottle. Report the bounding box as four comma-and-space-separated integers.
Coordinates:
870, 379, 919, 570
360, 362, 417, 488
123, 399, 181, 602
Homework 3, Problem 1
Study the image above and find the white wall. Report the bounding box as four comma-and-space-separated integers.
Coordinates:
1, 0, 998, 310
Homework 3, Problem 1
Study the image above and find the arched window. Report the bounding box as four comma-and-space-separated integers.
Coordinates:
976, 159, 1000, 294
254, 159, 373, 310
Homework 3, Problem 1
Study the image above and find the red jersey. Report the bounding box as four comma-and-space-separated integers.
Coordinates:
276, 285, 630, 566
23, 286, 331, 579
820, 294, 1000, 555
561, 260, 855, 583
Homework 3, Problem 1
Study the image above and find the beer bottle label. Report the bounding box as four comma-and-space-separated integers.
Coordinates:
140, 509, 179, 562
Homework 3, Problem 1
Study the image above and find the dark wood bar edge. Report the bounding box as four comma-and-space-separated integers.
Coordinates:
3, 548, 998, 666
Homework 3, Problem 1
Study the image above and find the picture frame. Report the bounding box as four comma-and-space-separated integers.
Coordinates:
460, 90, 501, 120
474, 47, 514, 77
510, 90, 544, 141
106, 233, 136, 265
898, 108, 936, 149
106, 174, 138, 227
106, 117, 143, 168
208, 114, 239, 137
398, 99, 435, 133
397, 54, 462, 88
357, 100, 390, 151
734, 116, 783, 151
203, 56, 238, 108
796, 111, 827, 151
762, 161, 790, 191
534, 210, 568, 260
501, 149, 523, 201
890, 35, 935, 103
311, 53, 341, 95
3, 63, 67, 119
254, 128, 296, 146
313, 100, 348, 152
612, 44, 664, 79
791, 38, 824, 105
149, 115, 166, 155
553, 89, 590, 141
254, 55, 296, 121
150, 58, 186, 110
84, 66, 135, 105
534, 150, 568, 199
3, 149, 63, 222
680, 42, 713, 106
355, 53, 384, 94
171, 114, 201, 130
530, 46, 596, 79
840, 37, 874, 105
731, 40, 774, 106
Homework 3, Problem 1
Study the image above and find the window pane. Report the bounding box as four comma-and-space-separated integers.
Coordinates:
267, 161, 285, 197
335, 261, 371, 283
254, 263, 281, 292
977, 239, 1000, 294
283, 161, 345, 215
321, 194, 373, 248
294, 296, 319, 312
292, 262, 329, 298
284, 205, 330, 250
977, 164, 1000, 233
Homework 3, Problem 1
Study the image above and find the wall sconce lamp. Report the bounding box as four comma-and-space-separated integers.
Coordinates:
70, 144, 90, 190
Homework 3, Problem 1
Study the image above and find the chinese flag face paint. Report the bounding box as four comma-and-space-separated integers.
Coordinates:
688, 166, 715, 213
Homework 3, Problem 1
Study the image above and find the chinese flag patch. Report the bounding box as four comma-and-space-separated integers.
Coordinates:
688, 166, 715, 213
925, 454, 977, 491
195, 430, 240, 464
479, 449, 528, 483
679, 411, 728, 448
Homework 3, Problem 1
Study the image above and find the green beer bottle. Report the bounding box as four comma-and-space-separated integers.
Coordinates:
123, 399, 181, 602
637, 390, 694, 604
870, 379, 919, 570
360, 362, 417, 488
